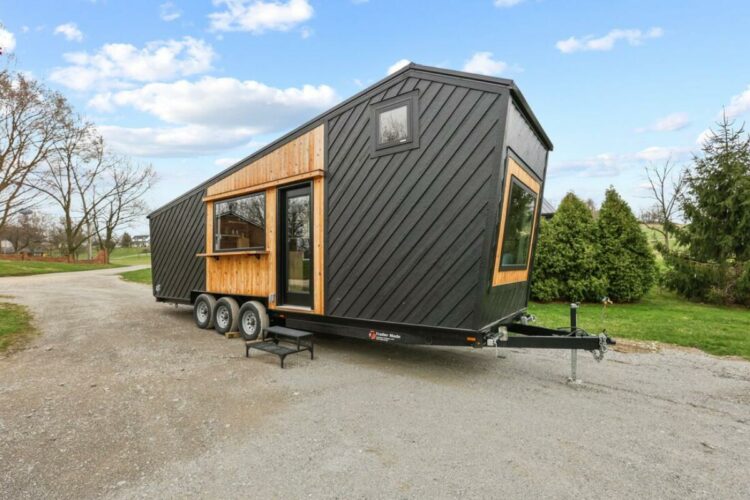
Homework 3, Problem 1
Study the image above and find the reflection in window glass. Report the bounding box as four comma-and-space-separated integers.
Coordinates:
286, 193, 311, 294
214, 192, 265, 251
378, 105, 409, 144
500, 179, 537, 269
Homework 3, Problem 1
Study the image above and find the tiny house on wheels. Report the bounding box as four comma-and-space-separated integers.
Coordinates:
149, 64, 612, 362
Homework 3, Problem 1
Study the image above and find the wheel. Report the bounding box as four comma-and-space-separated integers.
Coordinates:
238, 301, 269, 341
193, 294, 216, 329
214, 297, 239, 334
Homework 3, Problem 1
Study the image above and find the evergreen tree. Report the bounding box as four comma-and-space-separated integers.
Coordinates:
596, 187, 656, 302
663, 115, 750, 305
120, 232, 132, 248
531, 193, 606, 302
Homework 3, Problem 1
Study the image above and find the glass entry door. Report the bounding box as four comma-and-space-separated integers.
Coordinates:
279, 183, 313, 308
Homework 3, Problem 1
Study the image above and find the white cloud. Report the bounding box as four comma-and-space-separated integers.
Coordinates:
637, 112, 690, 133
209, 0, 313, 34
54, 23, 84, 42
696, 129, 712, 147
634, 146, 688, 162
93, 77, 338, 156
215, 157, 242, 167
0, 26, 16, 53
300, 26, 313, 38
556, 27, 663, 53
90, 77, 338, 129
160, 2, 182, 22
50, 37, 216, 91
725, 84, 750, 119
387, 59, 410, 75
99, 125, 257, 157
494, 0, 524, 7
21, 25, 29, 34
462, 52, 508, 77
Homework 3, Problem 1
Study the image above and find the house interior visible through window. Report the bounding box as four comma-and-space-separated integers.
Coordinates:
214, 192, 266, 251
378, 104, 409, 145
500, 178, 537, 269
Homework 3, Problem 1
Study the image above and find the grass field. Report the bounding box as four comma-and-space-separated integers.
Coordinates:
120, 267, 152, 285
109, 248, 151, 266
529, 289, 750, 360
0, 260, 120, 277
0, 302, 35, 352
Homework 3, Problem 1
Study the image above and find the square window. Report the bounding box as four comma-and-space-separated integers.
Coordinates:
214, 192, 266, 251
378, 104, 409, 145
370, 92, 419, 156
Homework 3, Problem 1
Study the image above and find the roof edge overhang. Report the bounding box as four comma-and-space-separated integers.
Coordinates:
149, 63, 552, 219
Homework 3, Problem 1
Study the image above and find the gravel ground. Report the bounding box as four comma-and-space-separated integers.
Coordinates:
1, 267, 749, 499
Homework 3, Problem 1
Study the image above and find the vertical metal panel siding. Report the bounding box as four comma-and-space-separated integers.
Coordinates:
149, 190, 206, 302
478, 100, 549, 327
325, 76, 504, 329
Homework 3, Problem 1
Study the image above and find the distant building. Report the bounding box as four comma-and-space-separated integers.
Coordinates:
132, 235, 150, 248
541, 198, 556, 219
0, 240, 14, 254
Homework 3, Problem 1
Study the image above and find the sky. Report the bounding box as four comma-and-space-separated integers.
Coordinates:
2, 0, 750, 233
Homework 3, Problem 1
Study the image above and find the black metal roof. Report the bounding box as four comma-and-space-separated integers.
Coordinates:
149, 63, 552, 218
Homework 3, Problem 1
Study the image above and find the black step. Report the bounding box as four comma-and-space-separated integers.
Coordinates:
265, 326, 313, 339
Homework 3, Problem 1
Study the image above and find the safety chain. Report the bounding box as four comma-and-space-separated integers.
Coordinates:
592, 333, 608, 362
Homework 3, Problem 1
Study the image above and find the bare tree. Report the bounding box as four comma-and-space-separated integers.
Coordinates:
0, 210, 48, 253
32, 114, 115, 258
90, 154, 156, 259
642, 159, 687, 252
0, 70, 66, 232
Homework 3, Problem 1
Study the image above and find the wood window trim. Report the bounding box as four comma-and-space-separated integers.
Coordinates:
202, 170, 325, 203
370, 91, 420, 157
492, 157, 541, 287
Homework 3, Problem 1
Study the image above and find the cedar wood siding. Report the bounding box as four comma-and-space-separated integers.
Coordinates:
325, 74, 506, 330
149, 189, 206, 303
478, 99, 550, 328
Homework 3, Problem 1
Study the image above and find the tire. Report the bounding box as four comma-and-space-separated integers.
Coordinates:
193, 294, 216, 329
238, 301, 269, 341
214, 297, 240, 334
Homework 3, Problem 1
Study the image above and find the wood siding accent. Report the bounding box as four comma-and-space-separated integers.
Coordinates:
206, 254, 271, 296
313, 176, 325, 314
325, 75, 505, 330
266, 188, 277, 308
206, 125, 325, 199
491, 157, 540, 287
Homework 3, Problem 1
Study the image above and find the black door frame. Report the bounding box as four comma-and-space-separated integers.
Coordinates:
278, 182, 314, 308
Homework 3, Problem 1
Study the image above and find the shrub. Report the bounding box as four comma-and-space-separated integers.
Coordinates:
531, 193, 606, 302
596, 188, 657, 302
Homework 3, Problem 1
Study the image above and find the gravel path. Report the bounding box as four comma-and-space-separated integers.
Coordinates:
1, 268, 749, 499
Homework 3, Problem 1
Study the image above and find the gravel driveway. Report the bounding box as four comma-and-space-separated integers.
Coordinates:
1, 267, 749, 499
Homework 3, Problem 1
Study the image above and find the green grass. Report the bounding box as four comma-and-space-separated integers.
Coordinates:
120, 267, 152, 285
0, 259, 120, 277
109, 247, 152, 266
0, 302, 35, 352
528, 288, 750, 359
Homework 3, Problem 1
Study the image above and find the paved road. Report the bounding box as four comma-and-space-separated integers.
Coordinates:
1, 268, 749, 499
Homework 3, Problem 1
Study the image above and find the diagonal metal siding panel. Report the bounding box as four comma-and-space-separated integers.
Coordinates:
325, 76, 505, 329
149, 190, 206, 302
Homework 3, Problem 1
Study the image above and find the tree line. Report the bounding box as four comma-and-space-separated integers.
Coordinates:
0, 69, 155, 261
532, 115, 750, 306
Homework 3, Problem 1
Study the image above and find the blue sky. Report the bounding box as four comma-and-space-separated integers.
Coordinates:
2, 0, 750, 228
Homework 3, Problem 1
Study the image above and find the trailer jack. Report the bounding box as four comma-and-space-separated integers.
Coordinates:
485, 303, 615, 382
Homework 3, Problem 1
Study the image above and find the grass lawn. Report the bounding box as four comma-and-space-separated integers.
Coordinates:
0, 259, 120, 277
120, 267, 152, 285
528, 288, 750, 360
109, 248, 152, 266
0, 302, 35, 352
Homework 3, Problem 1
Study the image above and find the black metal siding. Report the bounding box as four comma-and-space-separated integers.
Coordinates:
325, 75, 505, 329
478, 99, 550, 328
149, 190, 206, 302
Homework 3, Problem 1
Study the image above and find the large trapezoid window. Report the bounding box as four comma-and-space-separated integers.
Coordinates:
492, 157, 541, 286
499, 178, 537, 270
